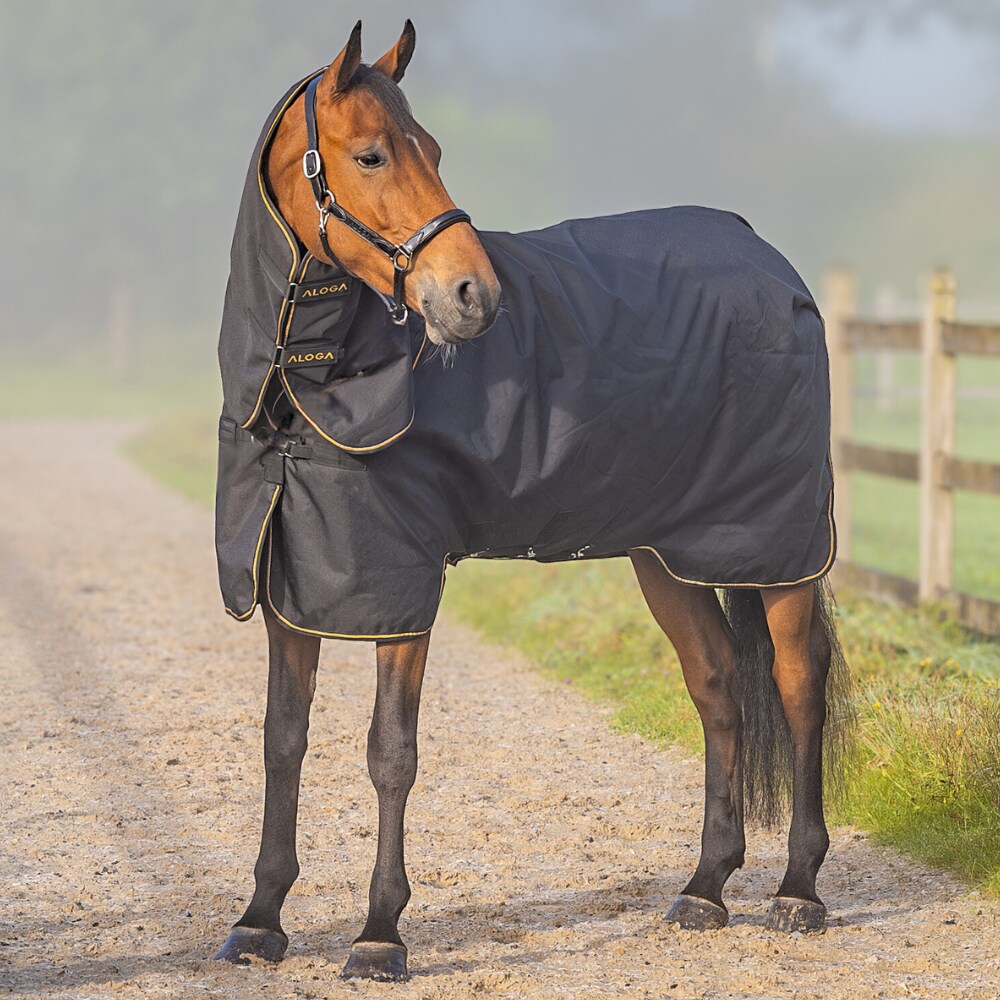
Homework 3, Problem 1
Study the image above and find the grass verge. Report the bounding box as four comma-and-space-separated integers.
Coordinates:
441, 558, 1000, 897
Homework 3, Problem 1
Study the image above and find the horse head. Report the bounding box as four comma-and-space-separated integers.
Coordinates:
267, 20, 501, 345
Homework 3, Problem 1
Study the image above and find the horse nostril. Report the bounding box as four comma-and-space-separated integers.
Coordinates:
454, 276, 484, 316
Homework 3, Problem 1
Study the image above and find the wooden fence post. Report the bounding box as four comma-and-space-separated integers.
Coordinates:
918, 269, 957, 601
824, 268, 858, 563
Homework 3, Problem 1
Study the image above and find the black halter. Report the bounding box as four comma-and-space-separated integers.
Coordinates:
301, 74, 471, 325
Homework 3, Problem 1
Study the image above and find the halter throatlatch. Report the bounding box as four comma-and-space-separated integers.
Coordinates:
302, 74, 471, 325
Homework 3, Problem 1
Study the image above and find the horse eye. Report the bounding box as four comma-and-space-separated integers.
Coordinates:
355, 152, 385, 169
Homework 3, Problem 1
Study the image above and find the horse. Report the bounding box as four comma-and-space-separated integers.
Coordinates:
213, 20, 851, 982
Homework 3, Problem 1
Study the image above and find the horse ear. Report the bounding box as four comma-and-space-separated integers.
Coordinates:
373, 19, 415, 83
324, 20, 363, 94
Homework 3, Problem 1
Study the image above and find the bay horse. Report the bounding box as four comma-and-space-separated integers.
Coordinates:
214, 21, 851, 981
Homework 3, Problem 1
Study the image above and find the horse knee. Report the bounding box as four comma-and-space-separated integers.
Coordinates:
771, 659, 826, 724
770, 613, 829, 720
263, 726, 309, 772
367, 729, 418, 796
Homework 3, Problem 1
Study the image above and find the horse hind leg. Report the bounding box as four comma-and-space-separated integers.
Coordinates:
630, 550, 745, 930
760, 583, 831, 933
215, 604, 320, 964
342, 633, 430, 982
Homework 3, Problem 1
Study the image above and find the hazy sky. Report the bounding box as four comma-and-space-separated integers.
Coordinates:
438, 0, 998, 135
777, 10, 998, 133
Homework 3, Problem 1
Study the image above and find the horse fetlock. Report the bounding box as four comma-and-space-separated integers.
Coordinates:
252, 859, 300, 894
712, 844, 747, 875
789, 823, 830, 866
368, 879, 412, 929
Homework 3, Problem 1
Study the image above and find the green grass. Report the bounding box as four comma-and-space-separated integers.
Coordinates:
122, 410, 218, 507
846, 674, 1000, 896
441, 557, 1000, 898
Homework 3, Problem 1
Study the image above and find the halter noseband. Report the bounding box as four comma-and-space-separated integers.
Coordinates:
301, 74, 471, 325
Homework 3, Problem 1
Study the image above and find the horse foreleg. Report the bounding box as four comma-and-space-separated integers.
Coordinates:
630, 550, 744, 930
216, 604, 320, 963
761, 584, 830, 933
342, 632, 430, 982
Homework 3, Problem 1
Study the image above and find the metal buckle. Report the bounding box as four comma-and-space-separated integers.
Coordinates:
302, 149, 322, 179
393, 249, 412, 272
389, 303, 408, 326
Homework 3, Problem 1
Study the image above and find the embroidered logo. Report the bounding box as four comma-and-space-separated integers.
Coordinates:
285, 350, 341, 366
300, 280, 350, 299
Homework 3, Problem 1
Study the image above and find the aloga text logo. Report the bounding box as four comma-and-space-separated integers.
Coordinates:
286, 350, 339, 365
301, 280, 349, 299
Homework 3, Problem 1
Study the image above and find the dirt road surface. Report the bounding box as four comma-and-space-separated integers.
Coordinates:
0, 420, 997, 999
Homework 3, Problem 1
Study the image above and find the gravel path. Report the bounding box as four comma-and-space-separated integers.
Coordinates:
0, 419, 997, 999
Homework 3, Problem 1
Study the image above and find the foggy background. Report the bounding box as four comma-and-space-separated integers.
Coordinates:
2, 0, 999, 363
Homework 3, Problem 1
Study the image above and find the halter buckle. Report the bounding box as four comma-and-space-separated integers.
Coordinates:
389, 303, 408, 326
302, 149, 322, 179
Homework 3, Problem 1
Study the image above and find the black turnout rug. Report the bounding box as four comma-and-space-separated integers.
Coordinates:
216, 75, 835, 639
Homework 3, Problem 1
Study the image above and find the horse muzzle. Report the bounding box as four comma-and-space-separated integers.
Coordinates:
419, 274, 501, 345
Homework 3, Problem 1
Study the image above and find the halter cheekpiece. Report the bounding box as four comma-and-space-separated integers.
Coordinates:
301, 74, 471, 325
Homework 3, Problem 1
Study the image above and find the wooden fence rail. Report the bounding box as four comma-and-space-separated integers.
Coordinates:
824, 268, 1000, 634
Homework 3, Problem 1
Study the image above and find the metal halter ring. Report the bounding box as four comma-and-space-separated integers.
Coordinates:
316, 189, 337, 230
393, 249, 412, 272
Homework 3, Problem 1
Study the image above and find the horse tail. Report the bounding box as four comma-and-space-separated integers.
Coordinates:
722, 578, 853, 827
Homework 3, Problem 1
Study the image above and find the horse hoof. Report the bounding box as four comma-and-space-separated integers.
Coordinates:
766, 896, 826, 933
665, 894, 729, 930
342, 941, 409, 982
214, 925, 289, 964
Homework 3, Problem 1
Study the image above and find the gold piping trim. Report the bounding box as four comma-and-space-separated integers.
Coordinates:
279, 363, 416, 453
279, 249, 417, 454
280, 252, 315, 348
263, 533, 433, 640
238, 68, 420, 441
628, 490, 836, 589
412, 329, 428, 369
224, 483, 283, 620
240, 70, 324, 431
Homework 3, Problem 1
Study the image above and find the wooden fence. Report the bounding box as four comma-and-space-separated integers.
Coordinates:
824, 268, 1000, 634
